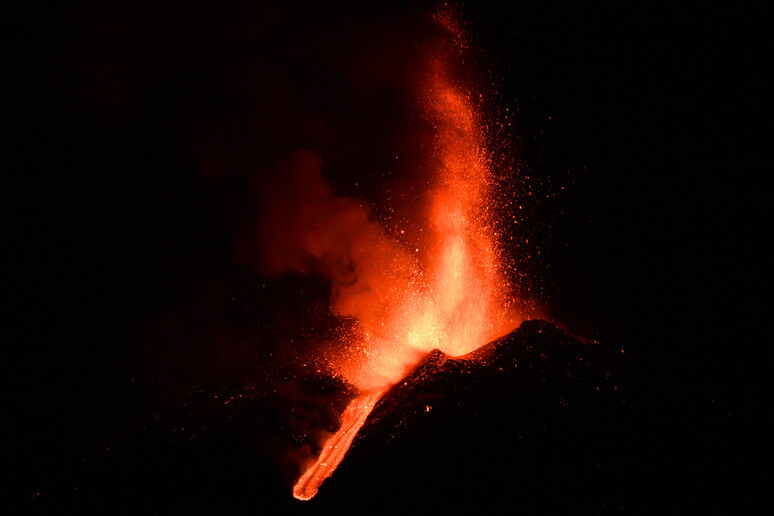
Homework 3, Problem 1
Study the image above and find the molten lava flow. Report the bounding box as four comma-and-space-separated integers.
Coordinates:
292, 390, 381, 501
291, 12, 522, 501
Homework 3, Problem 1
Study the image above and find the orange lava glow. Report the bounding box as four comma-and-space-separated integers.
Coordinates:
292, 14, 523, 501
292, 390, 382, 501
332, 52, 519, 393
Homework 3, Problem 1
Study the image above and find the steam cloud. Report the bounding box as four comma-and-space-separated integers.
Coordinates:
255, 148, 417, 327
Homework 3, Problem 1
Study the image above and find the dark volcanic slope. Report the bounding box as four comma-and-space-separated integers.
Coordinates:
316, 320, 632, 514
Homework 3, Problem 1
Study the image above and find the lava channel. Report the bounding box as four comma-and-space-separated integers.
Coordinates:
292, 390, 384, 501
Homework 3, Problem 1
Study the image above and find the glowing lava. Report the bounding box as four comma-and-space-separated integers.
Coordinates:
292, 390, 382, 501
292, 12, 522, 501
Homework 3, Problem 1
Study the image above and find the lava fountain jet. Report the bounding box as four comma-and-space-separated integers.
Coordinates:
291, 11, 525, 501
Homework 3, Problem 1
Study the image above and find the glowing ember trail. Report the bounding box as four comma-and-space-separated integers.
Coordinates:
292, 11, 522, 500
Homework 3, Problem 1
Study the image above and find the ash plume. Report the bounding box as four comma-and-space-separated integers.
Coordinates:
253, 148, 417, 326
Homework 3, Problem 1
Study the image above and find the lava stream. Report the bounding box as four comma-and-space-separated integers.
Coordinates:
292, 390, 384, 501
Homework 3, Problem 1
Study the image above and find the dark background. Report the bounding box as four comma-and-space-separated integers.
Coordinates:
7, 0, 758, 512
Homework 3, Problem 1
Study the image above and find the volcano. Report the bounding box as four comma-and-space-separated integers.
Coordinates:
25, 320, 639, 514
12, 1, 751, 514
302, 319, 630, 512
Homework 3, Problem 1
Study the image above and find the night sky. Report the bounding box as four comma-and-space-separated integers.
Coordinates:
8, 1, 757, 512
